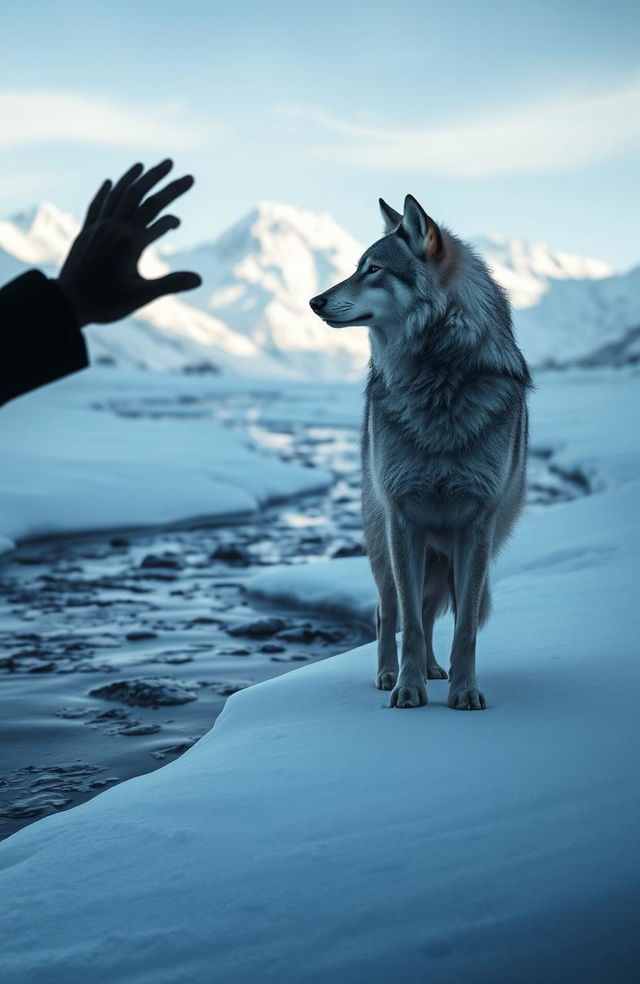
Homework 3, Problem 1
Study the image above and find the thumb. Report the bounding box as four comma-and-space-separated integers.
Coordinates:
140, 271, 202, 304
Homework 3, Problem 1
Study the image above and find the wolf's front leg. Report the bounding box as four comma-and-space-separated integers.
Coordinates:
448, 523, 490, 710
366, 509, 399, 691
386, 511, 428, 708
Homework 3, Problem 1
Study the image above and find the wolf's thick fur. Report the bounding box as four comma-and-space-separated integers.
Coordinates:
310, 195, 531, 709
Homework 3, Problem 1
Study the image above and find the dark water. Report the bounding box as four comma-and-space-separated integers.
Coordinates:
0, 390, 591, 839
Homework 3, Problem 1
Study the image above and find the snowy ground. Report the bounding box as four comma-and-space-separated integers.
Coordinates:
0, 366, 638, 982
0, 369, 331, 546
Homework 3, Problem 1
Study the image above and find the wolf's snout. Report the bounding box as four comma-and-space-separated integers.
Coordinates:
309, 295, 327, 314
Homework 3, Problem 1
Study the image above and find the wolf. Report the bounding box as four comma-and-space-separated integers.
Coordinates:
310, 195, 531, 709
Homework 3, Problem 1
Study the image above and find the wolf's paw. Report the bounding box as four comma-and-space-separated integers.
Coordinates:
389, 679, 428, 708
376, 670, 397, 691
447, 681, 486, 710
427, 662, 448, 680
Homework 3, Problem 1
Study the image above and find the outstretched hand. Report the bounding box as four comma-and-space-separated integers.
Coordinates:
57, 160, 202, 328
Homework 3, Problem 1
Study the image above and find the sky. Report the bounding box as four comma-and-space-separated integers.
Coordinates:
1, 0, 638, 267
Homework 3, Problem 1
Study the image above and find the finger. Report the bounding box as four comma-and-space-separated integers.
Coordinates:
117, 158, 173, 218
139, 271, 202, 305
82, 179, 112, 227
137, 175, 195, 225
142, 214, 180, 245
102, 162, 144, 218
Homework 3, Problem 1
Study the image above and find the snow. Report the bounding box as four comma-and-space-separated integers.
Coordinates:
0, 368, 637, 983
0, 368, 330, 544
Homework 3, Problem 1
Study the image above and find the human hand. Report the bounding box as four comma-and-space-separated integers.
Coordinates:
57, 160, 202, 327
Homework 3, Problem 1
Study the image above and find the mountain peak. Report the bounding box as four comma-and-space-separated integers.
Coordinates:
207, 200, 364, 262
1, 201, 78, 266
10, 200, 76, 232
164, 200, 368, 380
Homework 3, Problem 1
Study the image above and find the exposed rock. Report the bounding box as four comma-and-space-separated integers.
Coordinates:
0, 792, 71, 818
89, 678, 198, 707
118, 723, 162, 736
227, 616, 287, 638
150, 739, 198, 761
215, 681, 252, 696
211, 543, 252, 565
26, 660, 56, 673
140, 554, 182, 570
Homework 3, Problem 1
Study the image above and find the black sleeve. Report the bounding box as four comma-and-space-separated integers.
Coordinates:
0, 270, 89, 406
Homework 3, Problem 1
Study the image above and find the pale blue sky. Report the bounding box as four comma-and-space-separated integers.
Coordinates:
1, 0, 638, 266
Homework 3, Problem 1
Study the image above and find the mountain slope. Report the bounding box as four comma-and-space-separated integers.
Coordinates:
513, 264, 640, 367
474, 233, 613, 309
165, 202, 369, 379
0, 203, 288, 377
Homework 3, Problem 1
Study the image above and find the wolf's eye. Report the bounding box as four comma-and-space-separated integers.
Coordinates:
367, 265, 381, 274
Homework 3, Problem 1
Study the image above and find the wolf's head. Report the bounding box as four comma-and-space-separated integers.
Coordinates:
309, 195, 454, 335
309, 195, 511, 368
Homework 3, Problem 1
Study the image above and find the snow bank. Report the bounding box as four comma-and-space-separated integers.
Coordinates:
250, 554, 374, 624
0, 370, 637, 982
0, 368, 330, 543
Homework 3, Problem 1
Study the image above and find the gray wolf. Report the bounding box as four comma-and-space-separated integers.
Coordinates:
309, 195, 531, 709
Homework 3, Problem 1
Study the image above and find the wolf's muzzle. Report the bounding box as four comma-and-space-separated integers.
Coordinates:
309, 295, 327, 313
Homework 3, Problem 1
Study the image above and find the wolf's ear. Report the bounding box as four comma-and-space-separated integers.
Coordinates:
402, 194, 444, 262
379, 198, 402, 234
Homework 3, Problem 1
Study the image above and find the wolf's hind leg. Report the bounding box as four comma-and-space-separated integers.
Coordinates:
422, 552, 449, 680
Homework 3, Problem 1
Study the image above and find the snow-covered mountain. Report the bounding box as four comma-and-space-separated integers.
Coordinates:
474, 234, 613, 309
513, 264, 640, 367
473, 232, 640, 366
2, 200, 638, 376
0, 203, 290, 378
0, 201, 78, 268
164, 202, 369, 379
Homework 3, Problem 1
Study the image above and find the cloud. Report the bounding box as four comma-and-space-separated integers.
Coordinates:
282, 80, 640, 178
0, 90, 207, 151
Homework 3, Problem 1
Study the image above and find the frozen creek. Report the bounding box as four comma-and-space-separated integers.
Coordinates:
0, 388, 592, 839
